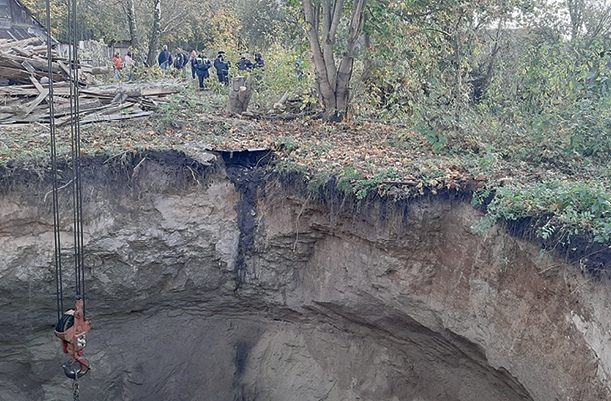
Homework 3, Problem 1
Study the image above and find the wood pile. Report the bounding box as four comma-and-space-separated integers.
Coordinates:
0, 38, 179, 125
0, 37, 94, 86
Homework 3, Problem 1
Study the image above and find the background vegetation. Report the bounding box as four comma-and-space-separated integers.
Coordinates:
17, 0, 611, 246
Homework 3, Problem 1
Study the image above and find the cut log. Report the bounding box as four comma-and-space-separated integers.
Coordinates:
0, 52, 62, 74
89, 66, 111, 75
56, 60, 71, 76
227, 76, 254, 114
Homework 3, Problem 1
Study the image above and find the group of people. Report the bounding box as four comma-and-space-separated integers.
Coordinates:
158, 45, 265, 89
237, 52, 265, 71
110, 45, 267, 89
111, 50, 135, 81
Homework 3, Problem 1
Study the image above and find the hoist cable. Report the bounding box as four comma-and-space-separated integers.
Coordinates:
48, 0, 92, 387
66, 0, 86, 310
49, 0, 87, 319
46, 0, 63, 322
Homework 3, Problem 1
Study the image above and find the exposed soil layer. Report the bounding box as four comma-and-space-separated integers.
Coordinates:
0, 150, 610, 401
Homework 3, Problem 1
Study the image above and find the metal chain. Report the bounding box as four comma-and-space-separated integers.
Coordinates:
72, 378, 80, 401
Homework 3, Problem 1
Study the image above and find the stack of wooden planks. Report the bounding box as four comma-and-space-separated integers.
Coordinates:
0, 37, 89, 85
0, 82, 181, 125
0, 38, 179, 125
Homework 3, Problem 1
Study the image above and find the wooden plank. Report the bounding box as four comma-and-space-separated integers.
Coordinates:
12, 47, 34, 57
53, 100, 106, 118
57, 60, 71, 76
22, 60, 36, 74
0, 104, 26, 114
0, 65, 29, 80
31, 45, 50, 53
29, 76, 44, 93
0, 85, 39, 96
54, 102, 119, 126
80, 110, 153, 124
0, 38, 39, 51
140, 87, 180, 96
22, 89, 49, 117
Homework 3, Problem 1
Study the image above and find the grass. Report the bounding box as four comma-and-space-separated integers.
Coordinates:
1, 76, 610, 249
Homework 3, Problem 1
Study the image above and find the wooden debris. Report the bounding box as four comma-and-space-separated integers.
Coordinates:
0, 38, 181, 125
22, 89, 49, 117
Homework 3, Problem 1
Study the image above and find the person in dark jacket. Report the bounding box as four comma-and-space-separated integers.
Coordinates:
158, 45, 172, 73
253, 53, 265, 69
194, 51, 212, 90
252, 52, 265, 80
214, 51, 230, 84
174, 47, 187, 70
237, 53, 253, 71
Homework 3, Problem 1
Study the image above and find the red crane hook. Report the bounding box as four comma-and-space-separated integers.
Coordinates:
54, 298, 91, 379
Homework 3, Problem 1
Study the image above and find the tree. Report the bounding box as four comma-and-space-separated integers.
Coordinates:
234, 0, 288, 51
147, 0, 161, 66
302, 0, 368, 122
124, 0, 140, 54
22, 0, 68, 41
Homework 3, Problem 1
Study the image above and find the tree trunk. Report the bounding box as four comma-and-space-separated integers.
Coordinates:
147, 0, 161, 67
360, 30, 373, 84
227, 76, 254, 114
124, 0, 141, 55
303, 0, 368, 122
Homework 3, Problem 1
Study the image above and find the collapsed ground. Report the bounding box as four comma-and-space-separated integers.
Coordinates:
1, 81, 609, 270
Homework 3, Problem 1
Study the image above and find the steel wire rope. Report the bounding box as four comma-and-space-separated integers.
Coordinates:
66, 0, 86, 310
48, 0, 87, 318
45, 0, 63, 322
47, 0, 92, 388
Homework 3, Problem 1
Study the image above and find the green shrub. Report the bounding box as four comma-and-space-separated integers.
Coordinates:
474, 181, 611, 244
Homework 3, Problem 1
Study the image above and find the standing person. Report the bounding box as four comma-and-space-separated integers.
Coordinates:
295, 59, 303, 81
252, 52, 265, 80
189, 50, 197, 79
174, 47, 187, 70
253, 52, 265, 69
123, 51, 135, 80
111, 51, 122, 81
214, 51, 230, 84
237, 53, 253, 71
194, 50, 212, 90
158, 45, 172, 73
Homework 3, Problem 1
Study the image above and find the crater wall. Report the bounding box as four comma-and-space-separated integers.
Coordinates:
0, 151, 609, 401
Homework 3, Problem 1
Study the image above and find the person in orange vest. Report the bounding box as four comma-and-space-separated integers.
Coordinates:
112, 51, 123, 81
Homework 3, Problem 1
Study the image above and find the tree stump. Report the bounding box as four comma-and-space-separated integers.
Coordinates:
227, 76, 254, 114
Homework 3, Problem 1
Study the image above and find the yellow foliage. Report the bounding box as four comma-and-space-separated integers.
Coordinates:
202, 8, 241, 51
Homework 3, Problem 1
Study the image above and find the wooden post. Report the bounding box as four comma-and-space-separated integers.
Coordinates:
227, 75, 254, 114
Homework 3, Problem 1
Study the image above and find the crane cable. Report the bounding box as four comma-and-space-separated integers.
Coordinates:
47, 0, 86, 318
66, 0, 86, 309
45, 0, 62, 323
46, 0, 90, 395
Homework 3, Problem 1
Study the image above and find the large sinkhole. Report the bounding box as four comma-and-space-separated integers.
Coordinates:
1, 150, 609, 401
